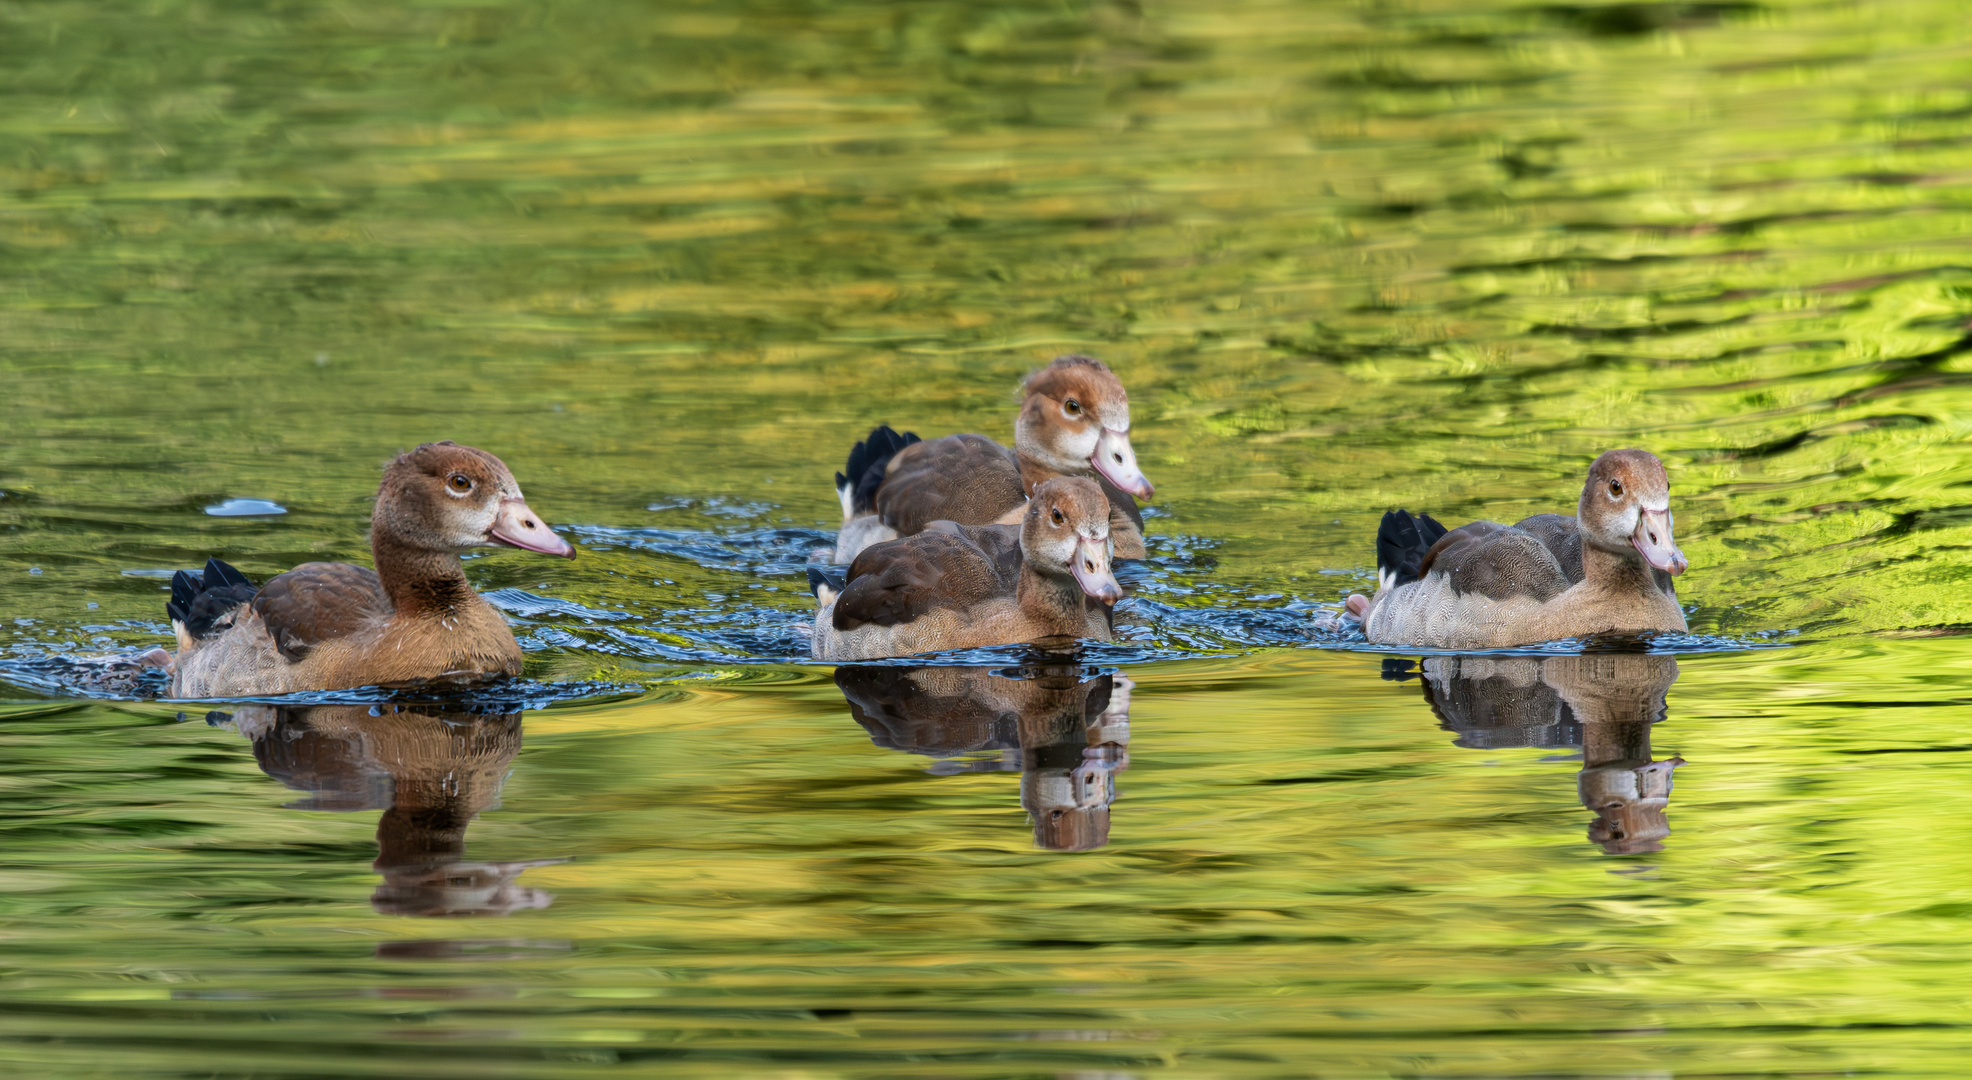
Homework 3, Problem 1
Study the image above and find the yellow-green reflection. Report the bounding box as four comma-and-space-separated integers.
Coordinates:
0, 0, 1968, 1074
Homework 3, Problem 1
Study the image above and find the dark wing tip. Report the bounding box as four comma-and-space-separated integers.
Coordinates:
807, 566, 845, 597
842, 425, 922, 516
1376, 509, 1437, 588
204, 557, 252, 590
169, 569, 202, 614
171, 561, 259, 640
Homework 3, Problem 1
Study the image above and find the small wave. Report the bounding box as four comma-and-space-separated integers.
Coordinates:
570, 523, 833, 576
1301, 618, 1793, 657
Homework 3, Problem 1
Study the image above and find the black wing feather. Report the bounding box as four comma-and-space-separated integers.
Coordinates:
841, 425, 921, 515
167, 559, 259, 641
1376, 510, 1448, 588
204, 557, 253, 590
807, 566, 846, 597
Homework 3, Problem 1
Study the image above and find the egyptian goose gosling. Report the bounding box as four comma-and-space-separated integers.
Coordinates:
1348, 449, 1688, 649
831, 354, 1154, 563
809, 477, 1121, 661
167, 441, 575, 697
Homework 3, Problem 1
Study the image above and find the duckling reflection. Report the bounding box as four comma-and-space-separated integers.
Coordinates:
1408, 654, 1683, 855
221, 704, 561, 915
834, 665, 1130, 851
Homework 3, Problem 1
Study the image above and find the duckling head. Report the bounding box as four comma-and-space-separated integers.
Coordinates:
1578, 449, 1685, 576
1015, 355, 1154, 500
375, 441, 575, 559
1021, 477, 1122, 604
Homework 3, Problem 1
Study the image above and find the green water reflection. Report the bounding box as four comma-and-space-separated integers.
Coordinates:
3, 0, 1972, 1074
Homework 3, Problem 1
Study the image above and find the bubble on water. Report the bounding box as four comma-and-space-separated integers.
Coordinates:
205, 499, 287, 517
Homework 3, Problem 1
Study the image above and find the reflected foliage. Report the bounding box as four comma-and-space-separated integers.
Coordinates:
0, 0, 1968, 673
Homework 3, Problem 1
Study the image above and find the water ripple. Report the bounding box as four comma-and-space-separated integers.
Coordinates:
0, 516, 1794, 699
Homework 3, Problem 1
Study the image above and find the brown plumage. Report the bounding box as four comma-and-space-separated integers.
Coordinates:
167, 442, 575, 697
812, 477, 1121, 660
832, 355, 1155, 562
1355, 449, 1690, 648
874, 433, 1028, 537
1422, 512, 1674, 595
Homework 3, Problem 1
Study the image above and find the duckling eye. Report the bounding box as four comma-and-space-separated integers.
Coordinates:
447, 473, 475, 494
1063, 399, 1082, 417
1608, 480, 1623, 498
1050, 507, 1065, 526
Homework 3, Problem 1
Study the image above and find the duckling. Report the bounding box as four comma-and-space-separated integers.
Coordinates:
832, 355, 1154, 563
809, 477, 1120, 660
167, 441, 574, 697
1350, 449, 1688, 648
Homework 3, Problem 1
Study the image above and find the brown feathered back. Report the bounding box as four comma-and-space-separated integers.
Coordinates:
1510, 514, 1585, 582
1419, 521, 1572, 603
875, 434, 1027, 534
250, 562, 393, 663
833, 529, 1020, 631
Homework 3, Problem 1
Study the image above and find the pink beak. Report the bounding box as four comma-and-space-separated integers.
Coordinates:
489, 498, 576, 559
1631, 508, 1685, 576
1091, 427, 1154, 500
1072, 537, 1123, 605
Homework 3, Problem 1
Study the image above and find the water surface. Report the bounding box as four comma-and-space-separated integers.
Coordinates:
3, 0, 1972, 1074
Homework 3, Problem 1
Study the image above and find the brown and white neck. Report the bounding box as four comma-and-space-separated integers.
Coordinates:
1582, 542, 1660, 596
1016, 566, 1090, 638
372, 531, 479, 617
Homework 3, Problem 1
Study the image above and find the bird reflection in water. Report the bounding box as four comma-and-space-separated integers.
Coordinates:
216, 704, 562, 915
1399, 653, 1683, 854
833, 665, 1130, 851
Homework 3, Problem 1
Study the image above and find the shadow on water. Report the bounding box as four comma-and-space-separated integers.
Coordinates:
1390, 653, 1684, 854
834, 663, 1132, 851
211, 703, 564, 917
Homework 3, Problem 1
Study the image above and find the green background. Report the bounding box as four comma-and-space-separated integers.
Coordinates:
3, 0, 1972, 1074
